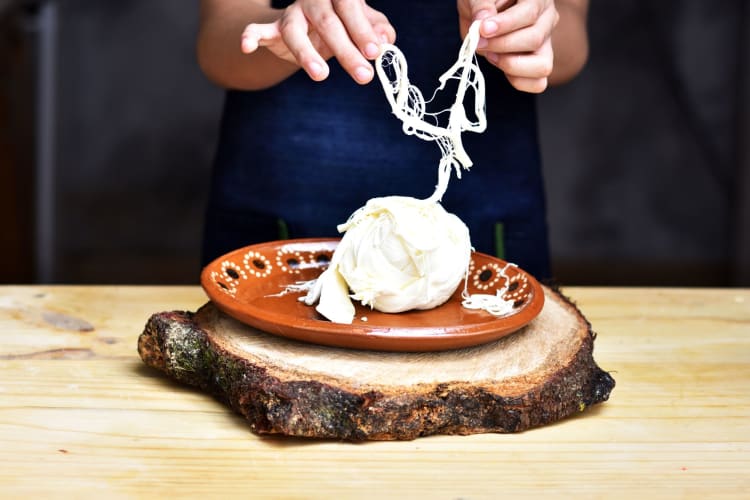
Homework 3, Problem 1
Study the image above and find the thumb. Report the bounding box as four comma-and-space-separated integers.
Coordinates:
467, 0, 498, 21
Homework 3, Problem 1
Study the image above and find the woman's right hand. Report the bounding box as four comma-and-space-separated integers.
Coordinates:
241, 0, 396, 84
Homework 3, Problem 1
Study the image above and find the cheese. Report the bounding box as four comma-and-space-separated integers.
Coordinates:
303, 21, 516, 324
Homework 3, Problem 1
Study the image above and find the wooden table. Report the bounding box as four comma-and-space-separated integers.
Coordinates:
1, 286, 748, 498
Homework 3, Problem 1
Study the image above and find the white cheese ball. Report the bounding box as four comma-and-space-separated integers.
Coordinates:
334, 196, 471, 314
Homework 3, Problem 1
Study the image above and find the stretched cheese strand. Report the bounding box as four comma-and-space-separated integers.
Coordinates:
375, 20, 486, 202
304, 21, 515, 324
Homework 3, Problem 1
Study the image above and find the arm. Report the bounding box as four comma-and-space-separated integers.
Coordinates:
197, 0, 395, 91
548, 0, 590, 85
459, 0, 590, 93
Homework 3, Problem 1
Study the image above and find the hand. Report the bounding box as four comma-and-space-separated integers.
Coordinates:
241, 0, 396, 84
458, 0, 560, 93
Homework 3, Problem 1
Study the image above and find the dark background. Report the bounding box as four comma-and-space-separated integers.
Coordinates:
1, 0, 748, 286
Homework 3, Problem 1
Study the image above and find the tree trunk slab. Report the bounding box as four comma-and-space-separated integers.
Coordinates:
137, 286, 615, 441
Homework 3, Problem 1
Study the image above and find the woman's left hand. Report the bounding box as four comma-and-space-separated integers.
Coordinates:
458, 0, 559, 93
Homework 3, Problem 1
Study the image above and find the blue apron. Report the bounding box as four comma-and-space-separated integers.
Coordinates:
202, 0, 551, 279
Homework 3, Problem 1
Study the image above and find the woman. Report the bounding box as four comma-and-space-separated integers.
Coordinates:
196, 0, 589, 280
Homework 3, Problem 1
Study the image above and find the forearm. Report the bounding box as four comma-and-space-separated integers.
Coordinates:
197, 0, 297, 90
549, 0, 590, 86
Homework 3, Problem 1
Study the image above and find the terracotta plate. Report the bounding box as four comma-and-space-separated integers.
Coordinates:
200, 238, 545, 352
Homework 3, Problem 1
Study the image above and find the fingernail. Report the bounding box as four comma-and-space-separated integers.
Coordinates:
486, 52, 499, 65
477, 38, 488, 49
309, 61, 325, 79
476, 9, 492, 20
483, 20, 499, 36
364, 42, 379, 59
379, 33, 389, 44
354, 66, 372, 82
241, 36, 257, 54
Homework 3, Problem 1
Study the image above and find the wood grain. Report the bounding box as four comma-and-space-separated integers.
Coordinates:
137, 287, 614, 440
0, 286, 748, 498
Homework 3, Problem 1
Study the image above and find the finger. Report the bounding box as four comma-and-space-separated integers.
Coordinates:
374, 22, 396, 45
495, 0, 517, 11
279, 7, 330, 81
464, 0, 498, 21
485, 39, 553, 79
305, 3, 374, 83
364, 6, 396, 45
241, 22, 281, 54
504, 74, 548, 93
333, 0, 384, 59
308, 30, 334, 60
480, 0, 546, 38
479, 4, 557, 54
459, 0, 496, 40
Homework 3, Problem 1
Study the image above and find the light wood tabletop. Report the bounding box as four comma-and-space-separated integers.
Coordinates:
0, 285, 748, 498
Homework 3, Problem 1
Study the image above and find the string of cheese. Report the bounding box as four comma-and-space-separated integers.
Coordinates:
375, 20, 487, 203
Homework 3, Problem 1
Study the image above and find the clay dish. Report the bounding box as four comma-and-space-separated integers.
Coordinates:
201, 238, 544, 352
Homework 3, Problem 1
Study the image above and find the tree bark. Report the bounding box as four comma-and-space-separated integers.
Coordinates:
138, 286, 614, 441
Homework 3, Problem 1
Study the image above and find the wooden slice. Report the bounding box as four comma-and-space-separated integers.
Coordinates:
137, 286, 615, 441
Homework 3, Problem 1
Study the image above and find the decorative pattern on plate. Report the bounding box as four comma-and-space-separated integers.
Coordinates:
468, 259, 531, 309
211, 247, 335, 297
